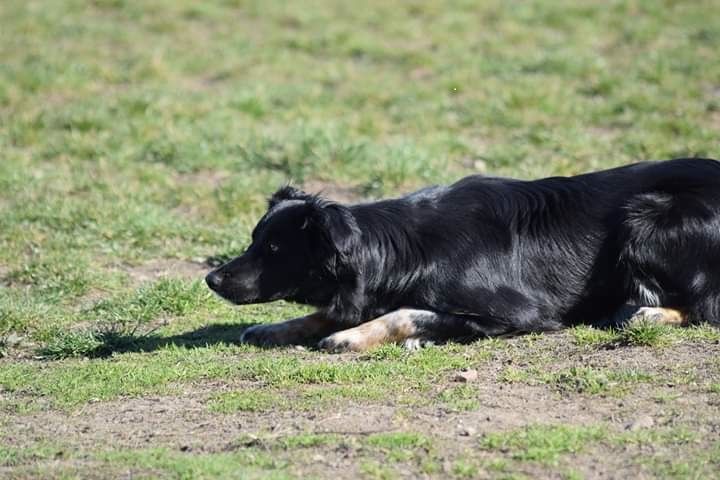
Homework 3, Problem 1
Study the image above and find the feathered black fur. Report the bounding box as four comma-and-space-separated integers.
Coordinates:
207, 158, 720, 342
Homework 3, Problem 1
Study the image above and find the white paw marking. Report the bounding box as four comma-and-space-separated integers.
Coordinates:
631, 307, 664, 322
318, 331, 363, 352
402, 338, 435, 351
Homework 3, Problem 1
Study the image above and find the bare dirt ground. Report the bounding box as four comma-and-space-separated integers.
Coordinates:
118, 259, 209, 285
4, 334, 719, 479
301, 179, 366, 204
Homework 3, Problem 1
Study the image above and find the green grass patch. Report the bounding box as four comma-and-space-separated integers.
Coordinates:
548, 366, 654, 396
2, 0, 720, 476
0, 444, 63, 467
85, 278, 212, 326
40, 330, 106, 360
481, 424, 607, 465
451, 459, 482, 478
614, 427, 697, 447
498, 362, 652, 397
0, 343, 478, 408
438, 384, 481, 411
617, 320, 675, 347
569, 325, 620, 347
0, 348, 242, 407
366, 432, 432, 463
360, 460, 396, 480
366, 432, 430, 450
98, 448, 291, 480
5, 253, 94, 301
570, 324, 720, 349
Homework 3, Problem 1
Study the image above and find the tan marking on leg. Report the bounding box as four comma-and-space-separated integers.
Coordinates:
627, 307, 688, 327
318, 309, 426, 352
240, 312, 336, 346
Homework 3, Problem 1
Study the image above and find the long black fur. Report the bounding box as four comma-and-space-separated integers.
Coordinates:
207, 158, 720, 341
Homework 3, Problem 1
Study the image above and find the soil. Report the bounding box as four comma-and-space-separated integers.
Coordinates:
0, 265, 8, 287
301, 180, 366, 204
118, 259, 209, 285
3, 334, 719, 479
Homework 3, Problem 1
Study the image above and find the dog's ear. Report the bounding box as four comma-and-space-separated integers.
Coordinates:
306, 201, 360, 277
268, 185, 310, 209
305, 200, 365, 323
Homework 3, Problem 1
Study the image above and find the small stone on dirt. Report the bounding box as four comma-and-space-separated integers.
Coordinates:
625, 415, 655, 431
458, 426, 477, 437
453, 369, 478, 383
4, 333, 25, 346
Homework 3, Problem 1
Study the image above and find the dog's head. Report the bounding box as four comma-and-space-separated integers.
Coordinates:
206, 186, 360, 306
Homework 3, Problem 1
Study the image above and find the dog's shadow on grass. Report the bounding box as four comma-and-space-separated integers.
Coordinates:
48, 323, 266, 359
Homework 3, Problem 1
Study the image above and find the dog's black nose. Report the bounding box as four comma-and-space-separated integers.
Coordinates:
205, 271, 224, 290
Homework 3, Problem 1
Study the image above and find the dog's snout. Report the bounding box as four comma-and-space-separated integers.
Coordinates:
205, 271, 225, 290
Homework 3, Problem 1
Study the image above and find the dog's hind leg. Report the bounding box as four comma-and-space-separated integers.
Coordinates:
317, 309, 472, 353
607, 305, 688, 328
240, 312, 340, 347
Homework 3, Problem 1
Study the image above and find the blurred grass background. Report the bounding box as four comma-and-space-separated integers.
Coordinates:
1, 2, 720, 477
0, 0, 718, 353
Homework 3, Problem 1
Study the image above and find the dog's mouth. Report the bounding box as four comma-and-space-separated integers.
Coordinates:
211, 289, 264, 306
206, 271, 300, 306
206, 271, 263, 305
210, 286, 291, 307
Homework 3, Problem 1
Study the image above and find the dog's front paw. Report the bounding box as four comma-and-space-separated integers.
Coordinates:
402, 337, 435, 351
240, 324, 291, 347
317, 331, 364, 353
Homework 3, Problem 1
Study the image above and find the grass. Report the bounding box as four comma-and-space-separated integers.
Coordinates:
5, 429, 716, 479
0, 342, 481, 408
97, 448, 291, 480
549, 367, 654, 395
2, 0, 720, 478
617, 320, 676, 347
481, 424, 607, 465
439, 384, 482, 411
480, 423, 718, 476
0, 445, 64, 468
501, 364, 655, 397
365, 432, 430, 450
570, 323, 720, 348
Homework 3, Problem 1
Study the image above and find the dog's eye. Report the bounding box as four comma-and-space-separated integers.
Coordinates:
269, 243, 279, 253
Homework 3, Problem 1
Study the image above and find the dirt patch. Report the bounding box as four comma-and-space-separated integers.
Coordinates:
0, 264, 9, 286
1, 379, 399, 454
711, 110, 720, 131
4, 333, 720, 478
118, 259, 209, 285
174, 169, 231, 190
5, 380, 718, 478
301, 180, 365, 204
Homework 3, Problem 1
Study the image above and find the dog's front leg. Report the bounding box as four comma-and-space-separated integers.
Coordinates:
318, 309, 446, 353
240, 312, 339, 347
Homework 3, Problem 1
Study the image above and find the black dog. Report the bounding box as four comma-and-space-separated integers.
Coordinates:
206, 158, 720, 352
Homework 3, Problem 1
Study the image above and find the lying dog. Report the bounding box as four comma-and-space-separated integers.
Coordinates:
206, 158, 720, 352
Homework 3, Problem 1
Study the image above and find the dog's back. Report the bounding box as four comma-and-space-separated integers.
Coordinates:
210, 158, 720, 350
347, 158, 720, 330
